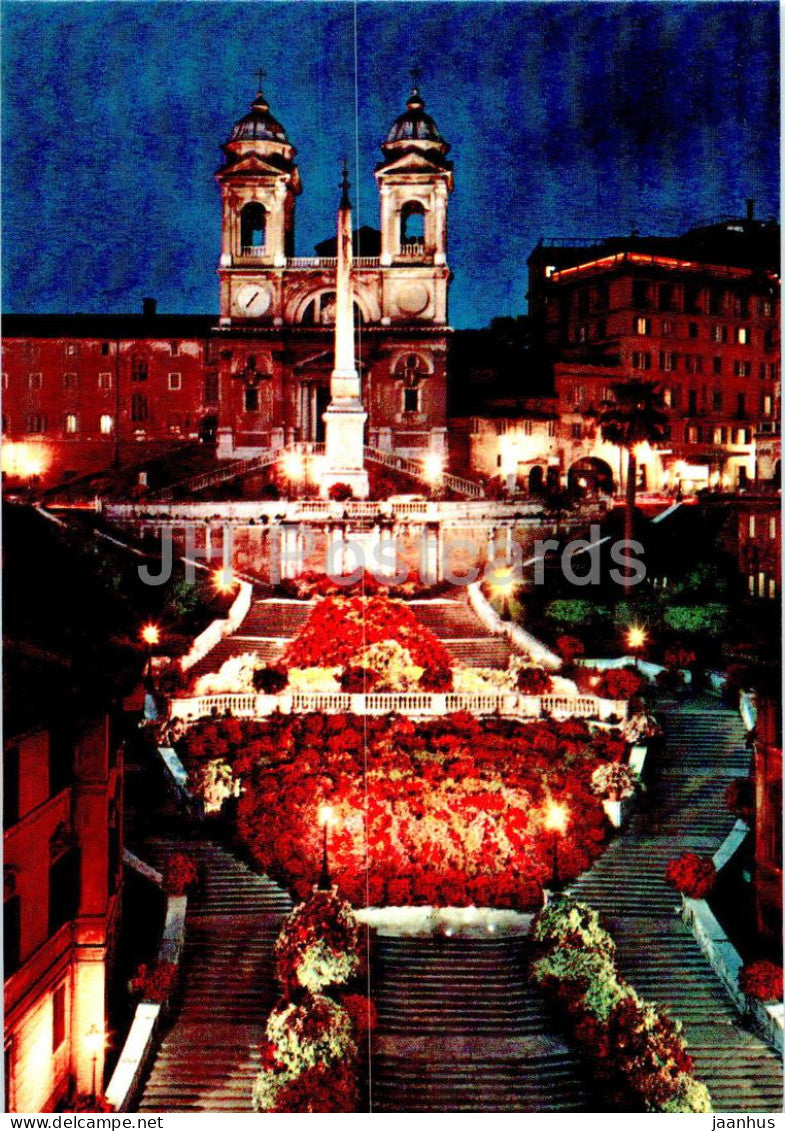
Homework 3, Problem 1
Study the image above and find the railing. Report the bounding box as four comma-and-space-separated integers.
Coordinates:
149, 449, 283, 501
364, 446, 485, 499
398, 242, 428, 259
169, 689, 627, 723
240, 246, 267, 258
285, 256, 380, 269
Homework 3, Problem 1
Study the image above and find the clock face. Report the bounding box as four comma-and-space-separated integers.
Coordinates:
235, 283, 271, 317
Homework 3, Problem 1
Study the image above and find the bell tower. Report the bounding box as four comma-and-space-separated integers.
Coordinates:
216, 82, 301, 324
375, 81, 453, 324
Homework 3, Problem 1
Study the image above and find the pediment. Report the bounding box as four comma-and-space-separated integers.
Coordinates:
376, 150, 451, 178
218, 153, 294, 179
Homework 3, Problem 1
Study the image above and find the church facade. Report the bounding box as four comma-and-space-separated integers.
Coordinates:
1, 83, 453, 485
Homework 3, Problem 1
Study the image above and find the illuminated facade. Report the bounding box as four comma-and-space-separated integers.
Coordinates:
1, 83, 453, 488
4, 713, 122, 1111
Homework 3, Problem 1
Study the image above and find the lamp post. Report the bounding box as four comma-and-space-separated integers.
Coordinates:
318, 805, 334, 890
85, 1025, 102, 1099
626, 624, 647, 671
423, 452, 443, 499
543, 800, 569, 903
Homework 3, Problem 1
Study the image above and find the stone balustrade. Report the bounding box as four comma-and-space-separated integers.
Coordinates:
169, 688, 627, 724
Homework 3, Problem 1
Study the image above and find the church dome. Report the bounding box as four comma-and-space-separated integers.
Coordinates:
385, 88, 446, 146
229, 91, 289, 144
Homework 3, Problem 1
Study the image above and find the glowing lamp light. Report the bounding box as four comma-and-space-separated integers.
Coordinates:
544, 800, 569, 835
84, 1025, 104, 1056
281, 450, 305, 482
213, 567, 234, 593
627, 625, 647, 651
423, 453, 443, 484
1, 441, 49, 479
489, 565, 516, 596
141, 623, 160, 647
319, 804, 334, 828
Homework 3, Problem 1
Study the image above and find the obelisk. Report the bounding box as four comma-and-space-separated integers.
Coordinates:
320, 162, 369, 500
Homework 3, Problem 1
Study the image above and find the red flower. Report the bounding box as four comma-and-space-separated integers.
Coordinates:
162, 851, 198, 895
664, 852, 716, 899
739, 960, 783, 1002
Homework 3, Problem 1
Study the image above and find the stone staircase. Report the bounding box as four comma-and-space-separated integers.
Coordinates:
567, 696, 782, 1113
136, 838, 292, 1112
370, 935, 590, 1112
187, 599, 311, 683
409, 599, 512, 668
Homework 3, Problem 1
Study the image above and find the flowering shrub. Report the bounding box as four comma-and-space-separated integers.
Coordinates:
339, 993, 377, 1045
620, 711, 661, 744
663, 645, 696, 670
340, 666, 378, 692
328, 482, 354, 501
664, 852, 716, 900
530, 899, 712, 1112
516, 667, 553, 695
282, 594, 453, 674
288, 666, 341, 693
354, 639, 424, 691
162, 851, 198, 895
191, 758, 235, 814
738, 960, 783, 1003
596, 668, 645, 701
193, 651, 259, 695
591, 762, 636, 802
725, 778, 754, 822
555, 634, 585, 664
419, 665, 453, 692
130, 961, 178, 1003
275, 889, 362, 995
183, 712, 612, 909
252, 993, 360, 1113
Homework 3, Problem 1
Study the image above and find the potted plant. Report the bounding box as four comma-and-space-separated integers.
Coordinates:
591, 762, 636, 827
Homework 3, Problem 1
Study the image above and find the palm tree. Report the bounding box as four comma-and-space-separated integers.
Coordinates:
599, 380, 668, 586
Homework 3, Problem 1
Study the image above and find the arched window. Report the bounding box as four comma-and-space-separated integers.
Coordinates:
301, 292, 364, 325
400, 201, 425, 246
241, 203, 267, 251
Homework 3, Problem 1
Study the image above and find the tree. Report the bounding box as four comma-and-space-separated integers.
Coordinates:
599, 380, 668, 587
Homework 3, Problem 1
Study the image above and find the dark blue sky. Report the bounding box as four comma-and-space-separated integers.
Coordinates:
2, 1, 779, 328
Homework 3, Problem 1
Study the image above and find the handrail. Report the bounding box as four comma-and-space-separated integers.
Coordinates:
363, 446, 485, 499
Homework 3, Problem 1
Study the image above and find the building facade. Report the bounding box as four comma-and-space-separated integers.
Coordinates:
4, 712, 122, 1111
523, 214, 781, 494
2, 83, 453, 488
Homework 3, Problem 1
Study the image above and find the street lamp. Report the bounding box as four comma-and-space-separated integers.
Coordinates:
626, 624, 647, 670
543, 800, 570, 901
423, 453, 443, 496
85, 1025, 103, 1098
141, 623, 160, 648
318, 804, 334, 890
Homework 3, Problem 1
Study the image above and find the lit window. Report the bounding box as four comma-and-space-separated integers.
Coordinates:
659, 351, 675, 372
661, 320, 673, 336
632, 351, 651, 370
736, 327, 749, 345
768, 578, 777, 600
734, 361, 751, 377
712, 324, 727, 343
763, 395, 773, 415
748, 574, 756, 595
64, 343, 78, 356
713, 428, 723, 445
768, 516, 777, 539
98, 373, 112, 390
663, 388, 673, 408
635, 317, 650, 336
100, 414, 114, 434
168, 372, 182, 391
65, 414, 78, 434
28, 372, 42, 390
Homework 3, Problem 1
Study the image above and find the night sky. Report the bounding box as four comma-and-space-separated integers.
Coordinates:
1, 1, 779, 329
